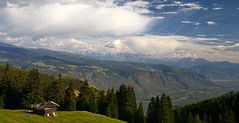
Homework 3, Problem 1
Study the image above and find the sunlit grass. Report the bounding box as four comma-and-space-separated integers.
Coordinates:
0, 109, 127, 123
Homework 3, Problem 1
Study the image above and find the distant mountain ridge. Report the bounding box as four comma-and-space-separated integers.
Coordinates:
0, 42, 218, 105
158, 58, 239, 81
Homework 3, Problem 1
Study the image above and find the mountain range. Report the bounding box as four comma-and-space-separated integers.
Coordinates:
1, 42, 239, 106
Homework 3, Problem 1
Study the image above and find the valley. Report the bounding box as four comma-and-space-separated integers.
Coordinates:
1, 42, 238, 107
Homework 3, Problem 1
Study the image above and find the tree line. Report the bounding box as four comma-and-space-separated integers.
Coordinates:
0, 64, 143, 123
0, 63, 238, 123
174, 91, 239, 123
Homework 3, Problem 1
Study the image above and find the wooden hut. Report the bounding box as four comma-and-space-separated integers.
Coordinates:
31, 101, 60, 117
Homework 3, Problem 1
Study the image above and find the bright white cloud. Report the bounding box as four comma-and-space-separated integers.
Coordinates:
181, 2, 207, 11
123, 35, 183, 55
154, 16, 165, 19
181, 21, 200, 26
212, 7, 223, 10
2, 32, 239, 62
207, 21, 217, 26
106, 39, 123, 48
156, 2, 207, 11
0, 1, 152, 37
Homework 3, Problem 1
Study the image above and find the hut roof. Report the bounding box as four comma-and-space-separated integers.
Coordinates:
31, 101, 59, 110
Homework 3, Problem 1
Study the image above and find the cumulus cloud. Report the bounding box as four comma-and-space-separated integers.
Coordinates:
0, 0, 152, 37
123, 35, 183, 56
207, 21, 217, 26
2, 32, 239, 62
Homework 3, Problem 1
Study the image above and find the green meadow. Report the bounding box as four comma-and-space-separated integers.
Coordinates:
0, 109, 127, 123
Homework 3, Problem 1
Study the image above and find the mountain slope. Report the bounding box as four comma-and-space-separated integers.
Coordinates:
159, 58, 239, 80
0, 42, 216, 105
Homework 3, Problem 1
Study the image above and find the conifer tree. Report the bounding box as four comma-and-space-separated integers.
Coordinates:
135, 102, 145, 123
64, 82, 76, 111
22, 68, 44, 107
0, 63, 10, 107
106, 88, 118, 118
0, 63, 10, 103
105, 89, 112, 116
5, 78, 19, 109
146, 97, 155, 123
155, 95, 161, 123
45, 73, 66, 107
77, 81, 98, 113
159, 93, 174, 123
1, 63, 22, 109
116, 84, 137, 123
98, 90, 107, 115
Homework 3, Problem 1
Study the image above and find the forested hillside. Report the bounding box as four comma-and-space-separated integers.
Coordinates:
145, 92, 239, 123
0, 64, 144, 123
174, 92, 239, 123
1, 64, 238, 123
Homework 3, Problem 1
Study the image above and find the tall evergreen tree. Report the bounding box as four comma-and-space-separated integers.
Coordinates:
106, 89, 118, 118
22, 68, 44, 107
0, 63, 10, 105
98, 90, 107, 115
116, 84, 137, 123
45, 73, 66, 107
155, 96, 161, 123
147, 94, 174, 123
135, 102, 145, 123
146, 97, 155, 123
5, 78, 20, 109
77, 81, 98, 113
159, 93, 174, 123
1, 63, 24, 109
1, 63, 22, 109
64, 82, 76, 111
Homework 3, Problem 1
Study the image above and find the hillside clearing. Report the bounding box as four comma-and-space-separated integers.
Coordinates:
0, 109, 126, 123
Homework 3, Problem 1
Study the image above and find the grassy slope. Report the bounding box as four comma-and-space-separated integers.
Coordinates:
0, 110, 127, 123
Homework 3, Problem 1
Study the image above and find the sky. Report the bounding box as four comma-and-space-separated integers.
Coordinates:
0, 0, 239, 63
